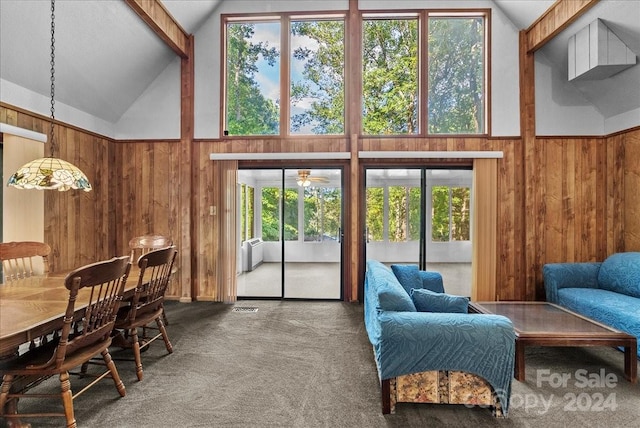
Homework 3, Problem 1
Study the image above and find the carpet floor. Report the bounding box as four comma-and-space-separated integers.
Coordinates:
3, 300, 639, 427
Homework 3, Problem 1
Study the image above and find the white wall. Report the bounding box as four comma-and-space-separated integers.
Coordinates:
194, 0, 522, 138
535, 52, 604, 135
115, 57, 181, 140
605, 107, 640, 135
2, 134, 45, 274
0, 79, 114, 138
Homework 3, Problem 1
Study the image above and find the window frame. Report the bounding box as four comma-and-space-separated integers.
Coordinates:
221, 9, 490, 138
221, 12, 348, 138
362, 10, 489, 137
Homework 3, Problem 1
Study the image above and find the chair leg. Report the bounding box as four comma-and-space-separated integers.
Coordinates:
162, 307, 169, 326
156, 317, 173, 354
101, 349, 126, 396
0, 374, 14, 413
79, 362, 89, 376
59, 371, 76, 428
131, 329, 144, 381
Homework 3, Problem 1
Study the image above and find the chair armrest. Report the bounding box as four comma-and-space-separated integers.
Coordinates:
376, 311, 515, 414
418, 271, 444, 293
377, 311, 514, 379
543, 262, 601, 303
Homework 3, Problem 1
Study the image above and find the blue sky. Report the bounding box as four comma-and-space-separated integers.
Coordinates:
248, 20, 333, 133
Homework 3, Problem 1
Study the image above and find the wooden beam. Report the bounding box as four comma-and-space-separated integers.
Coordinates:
520, 30, 539, 300
125, 0, 190, 58
525, 0, 600, 52
182, 35, 195, 301
347, 0, 361, 301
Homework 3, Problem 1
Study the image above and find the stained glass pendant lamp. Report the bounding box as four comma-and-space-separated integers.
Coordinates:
7, 0, 92, 192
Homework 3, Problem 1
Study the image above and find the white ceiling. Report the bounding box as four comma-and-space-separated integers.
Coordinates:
492, 0, 555, 29
0, 0, 220, 123
0, 1, 638, 127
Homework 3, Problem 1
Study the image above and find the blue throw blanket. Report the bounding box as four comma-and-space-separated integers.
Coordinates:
364, 260, 515, 414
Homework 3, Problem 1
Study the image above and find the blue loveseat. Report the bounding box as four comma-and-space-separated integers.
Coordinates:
543, 252, 640, 358
364, 260, 516, 416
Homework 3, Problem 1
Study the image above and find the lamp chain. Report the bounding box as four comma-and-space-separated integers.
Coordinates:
49, 0, 56, 157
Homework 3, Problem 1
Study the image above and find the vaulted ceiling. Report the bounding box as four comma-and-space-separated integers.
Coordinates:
1, 1, 638, 127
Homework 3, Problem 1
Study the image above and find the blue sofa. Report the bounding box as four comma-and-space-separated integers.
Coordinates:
543, 252, 640, 358
364, 260, 516, 416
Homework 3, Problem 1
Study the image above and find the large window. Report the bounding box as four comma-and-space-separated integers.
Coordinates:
431, 186, 471, 242
224, 11, 486, 137
290, 20, 345, 135
365, 185, 420, 242
427, 16, 485, 134
240, 184, 255, 242
261, 187, 299, 241
225, 21, 281, 136
362, 18, 418, 135
224, 15, 345, 137
363, 12, 486, 135
303, 187, 341, 241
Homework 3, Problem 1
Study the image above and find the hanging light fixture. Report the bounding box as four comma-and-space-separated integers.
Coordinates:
7, 0, 92, 192
296, 170, 311, 187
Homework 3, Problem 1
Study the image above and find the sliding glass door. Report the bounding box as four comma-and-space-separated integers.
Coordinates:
365, 168, 473, 297
237, 168, 342, 299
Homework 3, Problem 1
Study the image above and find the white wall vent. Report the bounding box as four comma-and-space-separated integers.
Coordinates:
568, 19, 637, 81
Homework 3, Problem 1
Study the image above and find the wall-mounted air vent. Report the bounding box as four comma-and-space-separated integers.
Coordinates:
568, 19, 637, 81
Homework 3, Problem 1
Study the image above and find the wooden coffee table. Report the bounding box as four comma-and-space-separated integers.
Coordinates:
469, 301, 637, 383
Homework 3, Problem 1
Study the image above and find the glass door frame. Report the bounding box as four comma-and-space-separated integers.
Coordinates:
360, 163, 474, 299
237, 164, 346, 300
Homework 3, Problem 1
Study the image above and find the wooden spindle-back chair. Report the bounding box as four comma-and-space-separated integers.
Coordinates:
0, 241, 51, 282
128, 235, 174, 325
128, 235, 173, 262
0, 256, 131, 428
114, 246, 177, 381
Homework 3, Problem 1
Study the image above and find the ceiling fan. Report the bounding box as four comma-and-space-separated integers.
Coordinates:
295, 170, 329, 187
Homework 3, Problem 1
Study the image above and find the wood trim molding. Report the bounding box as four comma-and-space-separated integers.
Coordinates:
525, 0, 600, 52
472, 158, 498, 301
125, 0, 190, 58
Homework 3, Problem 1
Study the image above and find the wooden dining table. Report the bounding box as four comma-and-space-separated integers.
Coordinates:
0, 267, 140, 357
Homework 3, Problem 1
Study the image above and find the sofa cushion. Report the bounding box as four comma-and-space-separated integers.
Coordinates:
557, 287, 640, 357
598, 252, 640, 298
418, 271, 445, 293
410, 288, 468, 313
391, 264, 421, 294
376, 266, 416, 312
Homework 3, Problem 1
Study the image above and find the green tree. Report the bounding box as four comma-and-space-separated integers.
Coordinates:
408, 187, 421, 240
389, 186, 408, 242
431, 186, 450, 242
362, 19, 418, 134
226, 23, 280, 135
261, 187, 280, 241
428, 17, 484, 134
451, 187, 470, 240
290, 20, 345, 134
304, 187, 341, 240
283, 188, 298, 240
366, 188, 384, 241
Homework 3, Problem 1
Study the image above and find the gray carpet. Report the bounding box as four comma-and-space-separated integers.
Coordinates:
3, 300, 640, 427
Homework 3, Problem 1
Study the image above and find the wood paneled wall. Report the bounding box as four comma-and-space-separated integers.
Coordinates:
1, 104, 115, 272
527, 134, 626, 299
112, 140, 183, 298
619, 128, 640, 251
2, 103, 638, 302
